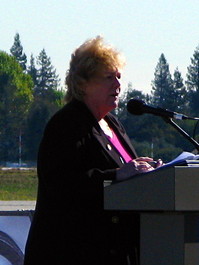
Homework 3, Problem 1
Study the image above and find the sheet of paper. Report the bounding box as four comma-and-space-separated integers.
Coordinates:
155, 151, 199, 170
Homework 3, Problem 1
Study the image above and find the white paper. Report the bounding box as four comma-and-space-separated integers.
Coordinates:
155, 151, 199, 170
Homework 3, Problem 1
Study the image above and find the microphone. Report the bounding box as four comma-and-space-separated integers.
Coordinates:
127, 99, 199, 120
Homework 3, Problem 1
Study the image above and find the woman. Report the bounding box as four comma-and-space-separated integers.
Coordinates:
24, 36, 162, 265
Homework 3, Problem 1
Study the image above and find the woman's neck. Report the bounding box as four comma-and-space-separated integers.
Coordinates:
98, 118, 113, 138
83, 100, 107, 121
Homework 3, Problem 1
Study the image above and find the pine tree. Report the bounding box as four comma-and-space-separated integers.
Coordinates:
151, 54, 174, 109
186, 45, 199, 91
24, 49, 63, 160
35, 49, 60, 96
173, 68, 187, 112
10, 33, 27, 71
116, 82, 147, 118
27, 54, 38, 86
186, 45, 199, 115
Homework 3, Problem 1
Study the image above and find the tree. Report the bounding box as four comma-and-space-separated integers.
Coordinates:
27, 54, 38, 86
115, 83, 158, 157
10, 33, 27, 71
116, 82, 147, 120
35, 49, 60, 96
173, 68, 188, 112
24, 49, 64, 160
186, 45, 199, 115
24, 102, 50, 160
0, 51, 33, 161
33, 48, 62, 119
151, 54, 174, 109
24, 90, 64, 161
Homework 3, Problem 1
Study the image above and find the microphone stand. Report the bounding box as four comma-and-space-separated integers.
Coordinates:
163, 117, 199, 153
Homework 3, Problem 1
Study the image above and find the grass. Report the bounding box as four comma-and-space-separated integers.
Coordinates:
0, 168, 38, 200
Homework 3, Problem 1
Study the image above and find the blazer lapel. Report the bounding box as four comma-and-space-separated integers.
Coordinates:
92, 126, 128, 167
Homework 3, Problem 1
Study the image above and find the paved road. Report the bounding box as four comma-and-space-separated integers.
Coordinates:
0, 201, 36, 211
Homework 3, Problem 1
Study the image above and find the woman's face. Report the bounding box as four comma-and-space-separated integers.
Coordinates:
83, 68, 121, 119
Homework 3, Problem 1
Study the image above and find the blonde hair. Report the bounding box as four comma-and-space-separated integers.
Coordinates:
65, 36, 125, 103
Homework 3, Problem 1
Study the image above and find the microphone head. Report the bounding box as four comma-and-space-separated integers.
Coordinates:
127, 99, 146, 115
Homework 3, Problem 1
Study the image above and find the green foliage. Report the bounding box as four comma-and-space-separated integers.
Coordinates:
173, 68, 188, 113
24, 102, 50, 160
186, 45, 199, 92
10, 33, 27, 71
35, 48, 60, 93
153, 145, 182, 163
24, 50, 64, 160
0, 34, 65, 163
186, 45, 199, 115
27, 54, 37, 85
151, 53, 174, 109
0, 51, 33, 161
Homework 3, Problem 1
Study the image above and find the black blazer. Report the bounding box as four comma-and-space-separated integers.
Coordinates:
24, 100, 138, 265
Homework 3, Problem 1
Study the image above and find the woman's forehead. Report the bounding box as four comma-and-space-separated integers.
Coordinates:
98, 67, 120, 75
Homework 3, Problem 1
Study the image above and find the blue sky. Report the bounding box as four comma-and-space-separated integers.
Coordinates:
1, 0, 199, 94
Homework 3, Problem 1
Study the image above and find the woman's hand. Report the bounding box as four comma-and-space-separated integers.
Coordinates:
135, 157, 163, 169
116, 157, 163, 181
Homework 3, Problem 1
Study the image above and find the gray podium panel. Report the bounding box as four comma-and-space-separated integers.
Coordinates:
140, 213, 184, 265
104, 166, 199, 211
175, 167, 199, 210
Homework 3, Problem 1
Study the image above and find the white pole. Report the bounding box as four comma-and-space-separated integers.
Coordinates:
151, 140, 154, 159
19, 130, 22, 167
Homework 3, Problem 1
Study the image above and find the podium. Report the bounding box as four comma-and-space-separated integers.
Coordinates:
104, 166, 199, 265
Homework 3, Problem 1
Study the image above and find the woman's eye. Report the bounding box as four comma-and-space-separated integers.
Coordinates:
106, 75, 112, 79
104, 72, 121, 80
